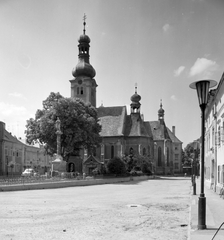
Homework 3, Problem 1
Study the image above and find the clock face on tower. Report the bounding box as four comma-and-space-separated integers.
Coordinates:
78, 79, 83, 85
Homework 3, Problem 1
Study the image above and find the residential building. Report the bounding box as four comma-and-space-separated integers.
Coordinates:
205, 73, 224, 193
0, 121, 52, 176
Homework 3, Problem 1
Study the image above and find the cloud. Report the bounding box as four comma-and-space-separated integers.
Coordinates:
171, 95, 177, 101
0, 102, 27, 116
163, 24, 170, 32
189, 58, 218, 78
174, 66, 185, 77
9, 92, 27, 100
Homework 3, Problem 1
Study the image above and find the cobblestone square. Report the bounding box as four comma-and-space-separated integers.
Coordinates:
0, 177, 191, 240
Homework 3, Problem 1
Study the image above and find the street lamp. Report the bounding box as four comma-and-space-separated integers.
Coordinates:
190, 79, 217, 230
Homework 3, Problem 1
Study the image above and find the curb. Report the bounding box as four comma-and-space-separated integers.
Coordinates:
0, 175, 154, 192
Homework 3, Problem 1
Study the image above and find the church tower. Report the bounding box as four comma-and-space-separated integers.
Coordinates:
158, 100, 165, 123
70, 15, 97, 107
130, 85, 141, 114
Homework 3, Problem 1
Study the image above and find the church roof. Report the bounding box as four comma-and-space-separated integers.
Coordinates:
97, 106, 126, 137
167, 128, 182, 144
143, 121, 153, 139
97, 106, 153, 138
149, 121, 171, 141
83, 154, 103, 165
124, 114, 149, 137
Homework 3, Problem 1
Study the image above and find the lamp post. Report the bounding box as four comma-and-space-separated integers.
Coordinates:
190, 79, 217, 230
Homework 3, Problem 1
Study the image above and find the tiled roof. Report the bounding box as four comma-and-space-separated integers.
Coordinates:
97, 106, 126, 137
4, 130, 23, 144
124, 114, 149, 137
149, 121, 171, 141
143, 121, 153, 139
167, 128, 182, 143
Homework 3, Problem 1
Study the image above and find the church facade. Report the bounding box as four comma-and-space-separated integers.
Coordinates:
68, 19, 183, 175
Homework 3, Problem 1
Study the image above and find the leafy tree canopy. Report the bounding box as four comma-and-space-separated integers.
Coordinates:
107, 157, 126, 175
182, 140, 200, 166
25, 92, 101, 158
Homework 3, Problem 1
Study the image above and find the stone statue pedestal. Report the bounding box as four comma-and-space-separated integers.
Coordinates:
51, 155, 66, 174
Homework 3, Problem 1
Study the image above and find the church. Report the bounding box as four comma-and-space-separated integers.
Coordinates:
67, 18, 183, 175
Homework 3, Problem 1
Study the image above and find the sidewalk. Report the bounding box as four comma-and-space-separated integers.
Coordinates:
189, 177, 224, 240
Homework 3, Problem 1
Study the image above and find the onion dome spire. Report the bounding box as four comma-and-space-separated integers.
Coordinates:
158, 99, 165, 121
130, 83, 141, 113
72, 14, 96, 78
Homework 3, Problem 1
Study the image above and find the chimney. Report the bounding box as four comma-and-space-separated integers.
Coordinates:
172, 126, 175, 135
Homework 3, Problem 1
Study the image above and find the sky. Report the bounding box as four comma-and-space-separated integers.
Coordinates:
1, 0, 224, 148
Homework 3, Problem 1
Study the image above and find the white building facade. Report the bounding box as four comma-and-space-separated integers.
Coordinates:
205, 73, 224, 193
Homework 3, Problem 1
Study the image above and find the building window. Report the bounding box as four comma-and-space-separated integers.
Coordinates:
5, 147, 8, 156
174, 163, 179, 169
175, 154, 179, 160
81, 87, 84, 95
158, 147, 162, 167
111, 145, 114, 159
129, 147, 134, 156
167, 147, 169, 166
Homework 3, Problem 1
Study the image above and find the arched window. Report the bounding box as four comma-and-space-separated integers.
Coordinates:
158, 147, 162, 167
111, 145, 114, 159
167, 147, 169, 166
129, 147, 133, 156
81, 87, 84, 95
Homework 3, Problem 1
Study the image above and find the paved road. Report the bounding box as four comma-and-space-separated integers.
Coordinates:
0, 177, 191, 240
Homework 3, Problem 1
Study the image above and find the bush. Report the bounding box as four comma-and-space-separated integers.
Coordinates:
107, 157, 127, 175
141, 163, 152, 175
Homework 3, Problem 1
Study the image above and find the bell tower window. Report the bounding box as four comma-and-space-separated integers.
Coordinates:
81, 87, 84, 95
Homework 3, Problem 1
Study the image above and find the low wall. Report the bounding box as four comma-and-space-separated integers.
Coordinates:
0, 175, 154, 192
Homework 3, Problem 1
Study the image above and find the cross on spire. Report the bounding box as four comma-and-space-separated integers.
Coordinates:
135, 83, 137, 93
83, 13, 86, 34
160, 99, 163, 108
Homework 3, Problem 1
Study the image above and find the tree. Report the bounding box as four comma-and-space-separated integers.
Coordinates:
183, 140, 200, 166
25, 92, 101, 159
107, 157, 126, 175
122, 153, 152, 173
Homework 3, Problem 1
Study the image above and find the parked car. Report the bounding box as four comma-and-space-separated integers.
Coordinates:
21, 168, 38, 177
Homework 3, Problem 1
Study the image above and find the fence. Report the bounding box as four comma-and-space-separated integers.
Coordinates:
0, 173, 80, 186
